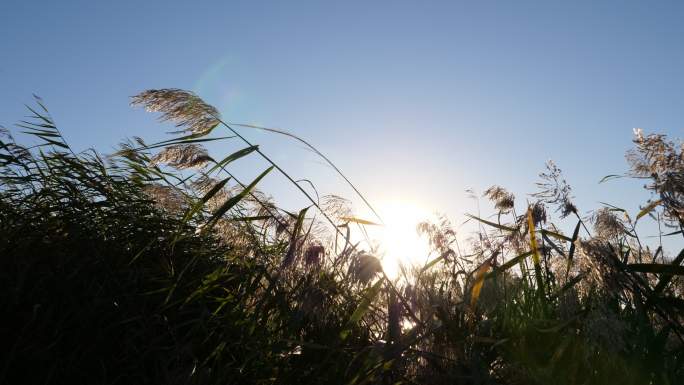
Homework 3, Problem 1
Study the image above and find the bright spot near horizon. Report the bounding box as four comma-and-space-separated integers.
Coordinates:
368, 200, 432, 280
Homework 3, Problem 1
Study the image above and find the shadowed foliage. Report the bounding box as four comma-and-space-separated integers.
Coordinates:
1, 92, 682, 384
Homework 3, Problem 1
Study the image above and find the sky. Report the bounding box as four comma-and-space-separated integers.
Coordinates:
2, 1, 683, 261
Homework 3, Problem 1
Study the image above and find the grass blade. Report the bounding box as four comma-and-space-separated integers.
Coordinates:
465, 213, 518, 232
420, 250, 456, 272
627, 262, 684, 276
527, 209, 540, 266
282, 206, 310, 268
652, 248, 684, 294
540, 229, 572, 242
486, 251, 533, 279
339, 216, 381, 226
340, 279, 383, 340
636, 199, 662, 221
181, 176, 231, 224
204, 145, 258, 175
470, 259, 492, 308
203, 166, 273, 232
565, 220, 582, 278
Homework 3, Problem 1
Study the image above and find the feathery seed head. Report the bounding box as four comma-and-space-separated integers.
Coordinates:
131, 89, 220, 135
349, 253, 383, 284
627, 132, 684, 223
151, 144, 211, 169
533, 160, 577, 218
142, 184, 185, 212
592, 208, 625, 238
483, 185, 515, 212
530, 201, 547, 226
304, 244, 325, 266
633, 127, 644, 142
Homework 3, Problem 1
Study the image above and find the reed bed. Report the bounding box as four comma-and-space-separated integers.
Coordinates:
1, 91, 682, 384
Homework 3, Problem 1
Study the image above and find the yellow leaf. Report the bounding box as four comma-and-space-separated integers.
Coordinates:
339, 216, 380, 226
527, 208, 541, 267
470, 260, 491, 308
636, 199, 662, 221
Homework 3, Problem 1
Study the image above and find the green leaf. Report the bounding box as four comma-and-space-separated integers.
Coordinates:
283, 206, 310, 267
599, 174, 624, 183
24, 104, 55, 126
203, 166, 273, 232
141, 135, 236, 151
340, 279, 383, 340
653, 248, 684, 294
204, 145, 258, 175
486, 251, 533, 279
549, 273, 585, 299
655, 296, 684, 311
542, 232, 565, 257
536, 313, 583, 333
627, 262, 684, 276
567, 221, 581, 261
182, 176, 231, 224
39, 137, 69, 149
565, 220, 582, 276
540, 229, 572, 242
465, 214, 518, 232
420, 250, 456, 272
232, 215, 273, 222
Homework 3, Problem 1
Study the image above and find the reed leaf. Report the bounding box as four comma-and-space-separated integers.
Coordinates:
636, 199, 662, 221
340, 279, 383, 340
339, 216, 381, 226
527, 208, 541, 267
653, 248, 684, 294
203, 166, 273, 232
627, 263, 684, 276
283, 206, 310, 268
182, 176, 231, 224
540, 229, 572, 242
486, 251, 534, 279
465, 213, 518, 232
204, 145, 258, 175
565, 220, 582, 278
470, 259, 492, 308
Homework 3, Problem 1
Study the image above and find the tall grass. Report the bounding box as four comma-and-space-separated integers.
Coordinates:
1, 91, 682, 384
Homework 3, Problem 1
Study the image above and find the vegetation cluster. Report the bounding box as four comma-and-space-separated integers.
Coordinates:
1, 91, 683, 384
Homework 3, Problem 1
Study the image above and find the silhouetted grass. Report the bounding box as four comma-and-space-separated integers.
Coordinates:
1, 92, 682, 384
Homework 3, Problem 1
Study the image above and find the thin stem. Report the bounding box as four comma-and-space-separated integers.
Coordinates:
214, 117, 346, 240
229, 122, 384, 225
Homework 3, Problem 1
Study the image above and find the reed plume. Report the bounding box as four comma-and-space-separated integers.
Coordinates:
131, 89, 220, 135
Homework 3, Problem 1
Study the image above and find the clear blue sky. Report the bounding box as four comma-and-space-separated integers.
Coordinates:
2, 0, 683, 238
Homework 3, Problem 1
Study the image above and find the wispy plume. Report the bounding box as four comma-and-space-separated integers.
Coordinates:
142, 183, 185, 212
533, 160, 577, 218
131, 89, 220, 135
483, 185, 515, 213
349, 253, 383, 284
627, 131, 684, 224
592, 207, 625, 238
151, 144, 211, 169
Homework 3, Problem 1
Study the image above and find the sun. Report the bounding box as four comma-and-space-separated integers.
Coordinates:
366, 200, 432, 279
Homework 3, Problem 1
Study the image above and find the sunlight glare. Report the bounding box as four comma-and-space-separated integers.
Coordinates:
371, 200, 432, 280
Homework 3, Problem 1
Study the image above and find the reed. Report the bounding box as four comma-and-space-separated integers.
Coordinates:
1, 91, 682, 384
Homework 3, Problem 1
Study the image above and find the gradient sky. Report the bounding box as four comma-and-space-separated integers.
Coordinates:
2, 1, 683, 246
